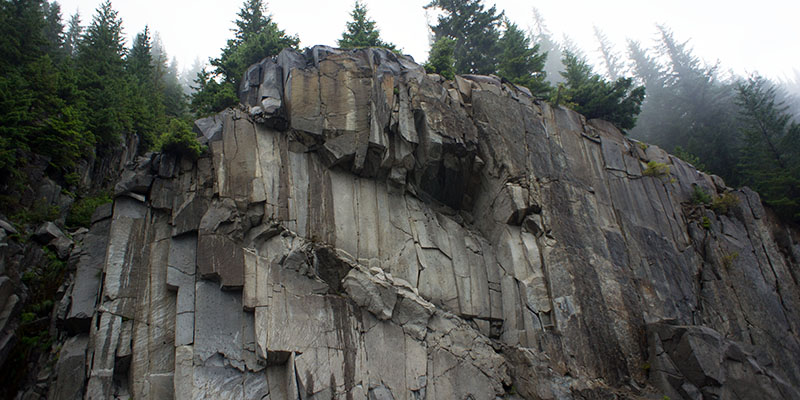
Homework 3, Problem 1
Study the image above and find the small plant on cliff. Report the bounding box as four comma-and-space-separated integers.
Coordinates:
691, 185, 712, 205
721, 251, 739, 270
156, 119, 206, 161
711, 192, 740, 215
642, 161, 670, 178
66, 191, 112, 228
701, 216, 711, 229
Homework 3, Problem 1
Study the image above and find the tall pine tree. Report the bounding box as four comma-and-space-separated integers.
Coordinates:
558, 50, 645, 131
736, 75, 800, 222
77, 0, 129, 150
210, 0, 298, 86
497, 20, 549, 98
424, 0, 502, 75
338, 1, 395, 50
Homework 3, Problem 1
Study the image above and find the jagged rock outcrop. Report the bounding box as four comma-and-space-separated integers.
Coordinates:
44, 46, 800, 399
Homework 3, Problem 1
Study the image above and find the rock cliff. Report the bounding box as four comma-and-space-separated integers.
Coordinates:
39, 46, 800, 399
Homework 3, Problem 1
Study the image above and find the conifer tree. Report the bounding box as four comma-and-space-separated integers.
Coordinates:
424, 0, 502, 75
497, 20, 549, 97
736, 75, 800, 221
64, 11, 82, 57
338, 1, 395, 50
211, 0, 298, 86
77, 0, 130, 149
127, 26, 164, 149
195, 0, 298, 114
593, 26, 622, 80
423, 37, 455, 79
558, 50, 645, 131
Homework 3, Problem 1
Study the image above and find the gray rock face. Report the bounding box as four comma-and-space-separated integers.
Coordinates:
52, 46, 800, 399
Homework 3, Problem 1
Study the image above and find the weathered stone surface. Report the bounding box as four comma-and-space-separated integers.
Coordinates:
60, 46, 800, 400
51, 335, 88, 400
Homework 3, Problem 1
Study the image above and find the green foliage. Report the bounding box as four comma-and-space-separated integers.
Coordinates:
190, 68, 239, 116
425, 0, 503, 75
338, 1, 395, 50
735, 75, 800, 222
627, 26, 740, 188
66, 191, 112, 228
210, 0, 299, 87
157, 119, 206, 160
701, 216, 711, 229
11, 198, 60, 226
557, 51, 645, 131
721, 251, 739, 270
423, 37, 455, 80
76, 0, 130, 150
691, 186, 712, 205
674, 146, 706, 172
497, 20, 550, 98
642, 161, 670, 178
711, 192, 740, 215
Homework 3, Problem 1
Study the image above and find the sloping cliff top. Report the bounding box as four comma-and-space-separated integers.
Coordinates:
38, 46, 800, 399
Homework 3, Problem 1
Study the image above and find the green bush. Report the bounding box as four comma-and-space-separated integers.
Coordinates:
66, 192, 112, 228
156, 119, 206, 161
691, 186, 712, 205
711, 192, 740, 215
643, 161, 670, 178
701, 216, 711, 229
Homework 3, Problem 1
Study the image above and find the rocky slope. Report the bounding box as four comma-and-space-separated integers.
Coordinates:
24, 46, 800, 399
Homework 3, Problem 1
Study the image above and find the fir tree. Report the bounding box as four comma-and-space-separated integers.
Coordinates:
424, 0, 502, 75
497, 20, 549, 98
127, 26, 164, 149
736, 75, 800, 221
338, 1, 395, 50
76, 0, 130, 149
423, 37, 455, 80
64, 11, 82, 57
593, 26, 622, 80
210, 0, 298, 86
558, 51, 645, 131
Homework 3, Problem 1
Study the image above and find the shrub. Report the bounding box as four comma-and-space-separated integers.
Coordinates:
643, 161, 670, 178
156, 119, 206, 161
66, 192, 112, 228
691, 186, 712, 205
711, 192, 740, 215
701, 216, 711, 229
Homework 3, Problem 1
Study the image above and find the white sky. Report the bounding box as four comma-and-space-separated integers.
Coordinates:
57, 0, 800, 81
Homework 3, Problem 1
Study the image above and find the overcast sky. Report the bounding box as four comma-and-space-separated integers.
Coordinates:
57, 0, 799, 81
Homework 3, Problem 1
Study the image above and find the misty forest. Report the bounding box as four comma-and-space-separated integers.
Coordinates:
1, 0, 800, 394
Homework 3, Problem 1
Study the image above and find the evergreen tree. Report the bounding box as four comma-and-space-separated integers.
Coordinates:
736, 75, 800, 221
593, 26, 622, 80
558, 50, 645, 131
0, 0, 90, 184
195, 0, 298, 114
423, 36, 455, 80
76, 0, 130, 150
497, 20, 549, 97
338, 1, 395, 50
127, 26, 163, 149
64, 11, 81, 57
626, 25, 740, 185
190, 68, 238, 116
210, 0, 298, 86
424, 0, 502, 75
530, 7, 564, 85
